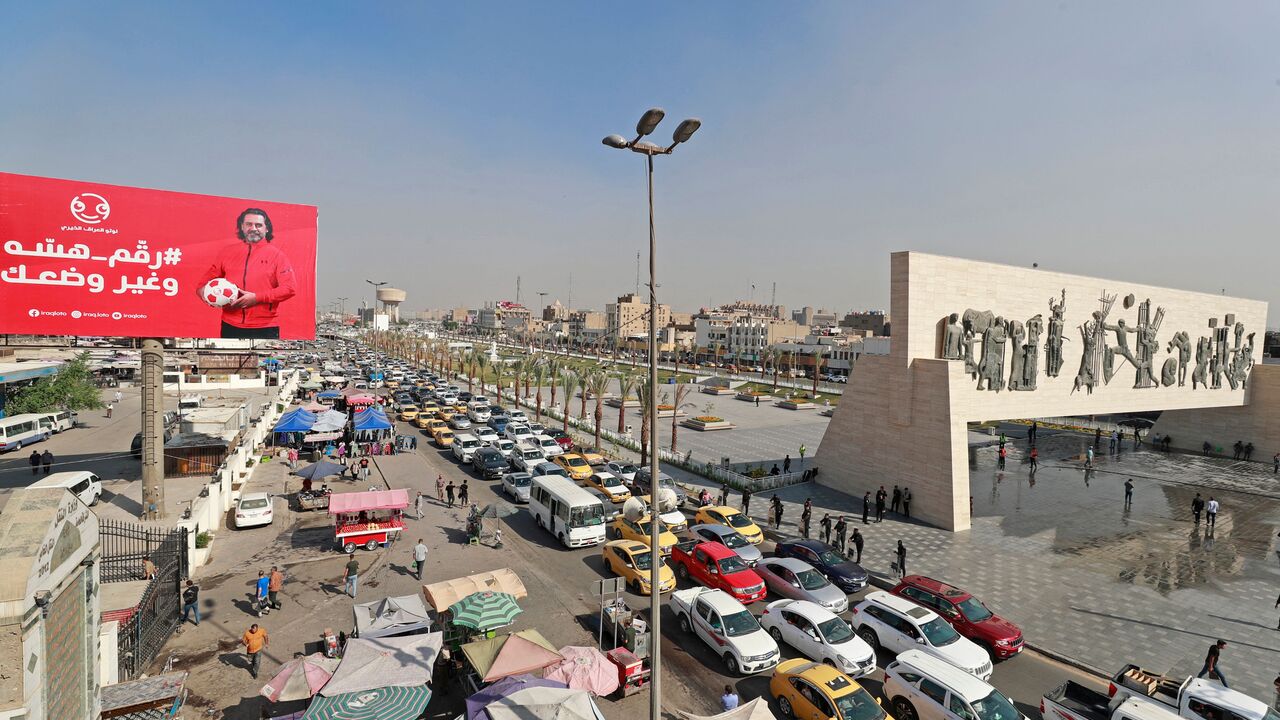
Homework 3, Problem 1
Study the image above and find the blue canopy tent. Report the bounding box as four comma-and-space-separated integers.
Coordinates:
354, 407, 393, 432
273, 409, 317, 433
316, 390, 341, 399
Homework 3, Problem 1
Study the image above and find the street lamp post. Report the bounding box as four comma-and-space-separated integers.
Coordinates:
603, 107, 700, 720
365, 280, 387, 349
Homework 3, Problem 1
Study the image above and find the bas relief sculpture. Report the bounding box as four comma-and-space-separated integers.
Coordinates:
937, 289, 1255, 394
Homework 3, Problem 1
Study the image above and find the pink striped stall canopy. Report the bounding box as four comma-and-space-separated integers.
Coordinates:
327, 489, 409, 515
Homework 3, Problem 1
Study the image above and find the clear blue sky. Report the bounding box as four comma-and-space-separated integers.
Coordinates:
2, 2, 1276, 322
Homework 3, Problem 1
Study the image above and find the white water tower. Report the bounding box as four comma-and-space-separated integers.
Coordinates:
377, 287, 407, 323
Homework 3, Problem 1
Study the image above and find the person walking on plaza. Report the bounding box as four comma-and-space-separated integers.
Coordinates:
1245, 442, 1254, 461
242, 623, 269, 680
105, 402, 113, 418
1232, 440, 1243, 461
1197, 640, 1228, 687
1109, 431, 1117, 452
445, 481, 456, 508
1094, 428, 1102, 446
895, 540, 908, 579
862, 492, 871, 524
1086, 446, 1095, 468
851, 528, 864, 563
998, 433, 1006, 451
254, 570, 271, 617
436, 474, 446, 501
114, 389, 123, 403
891, 485, 902, 514
1029, 446, 1038, 472
902, 487, 912, 518
800, 499, 812, 538
415, 492, 425, 519
1274, 453, 1279, 474
1124, 479, 1134, 509
459, 482, 469, 507
875, 486, 887, 523
41, 450, 53, 474
28, 450, 40, 476
718, 483, 729, 506
721, 685, 740, 712
1028, 421, 1038, 444
1202, 441, 1212, 456
142, 555, 157, 580
1206, 497, 1219, 530
770, 495, 783, 529
341, 556, 359, 598
783, 454, 792, 474
1192, 493, 1205, 524
998, 445, 1007, 471
834, 516, 847, 554
180, 580, 200, 626
287, 447, 298, 471
413, 538, 428, 581
268, 566, 284, 610
819, 513, 833, 545
741, 488, 752, 516
359, 457, 370, 481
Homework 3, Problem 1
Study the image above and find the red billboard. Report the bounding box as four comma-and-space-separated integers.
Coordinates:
0, 172, 317, 340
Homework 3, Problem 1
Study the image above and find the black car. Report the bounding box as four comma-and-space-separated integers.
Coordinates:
471, 447, 508, 479
773, 538, 869, 592
458, 392, 473, 403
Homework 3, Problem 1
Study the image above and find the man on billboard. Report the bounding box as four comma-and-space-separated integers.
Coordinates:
198, 208, 298, 339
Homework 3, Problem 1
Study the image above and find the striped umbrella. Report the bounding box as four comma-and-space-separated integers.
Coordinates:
260, 653, 339, 702
301, 686, 431, 720
450, 591, 523, 631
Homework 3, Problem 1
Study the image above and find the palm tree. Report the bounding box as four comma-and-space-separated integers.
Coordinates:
669, 381, 696, 453
637, 379, 655, 468
759, 347, 774, 382
547, 358, 562, 411
492, 357, 505, 402
463, 350, 475, 392
615, 373, 639, 435
578, 372, 590, 421
531, 362, 548, 423
560, 370, 581, 433
474, 353, 490, 395
812, 348, 827, 396
583, 370, 611, 451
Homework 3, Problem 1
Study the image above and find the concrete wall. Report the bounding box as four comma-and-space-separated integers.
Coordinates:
1152, 362, 1280, 461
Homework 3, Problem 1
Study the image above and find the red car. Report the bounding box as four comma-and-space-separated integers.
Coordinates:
669, 540, 767, 604
889, 575, 1024, 659
547, 429, 574, 451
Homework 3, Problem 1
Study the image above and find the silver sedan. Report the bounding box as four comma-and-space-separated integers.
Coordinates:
501, 472, 531, 503
687, 524, 763, 566
755, 557, 848, 613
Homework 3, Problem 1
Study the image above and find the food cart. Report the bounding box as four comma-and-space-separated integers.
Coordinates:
327, 489, 408, 553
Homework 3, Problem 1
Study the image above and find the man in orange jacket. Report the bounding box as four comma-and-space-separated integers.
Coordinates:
241, 623, 269, 679
199, 208, 297, 339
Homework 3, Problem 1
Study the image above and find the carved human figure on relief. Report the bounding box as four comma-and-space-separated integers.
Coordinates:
1045, 290, 1067, 378
1073, 310, 1104, 394
941, 313, 964, 360
1015, 314, 1043, 391
1166, 331, 1191, 387
962, 309, 994, 378
1103, 319, 1137, 384
1006, 320, 1026, 390
1192, 335, 1212, 389
977, 317, 1008, 392
1233, 332, 1255, 390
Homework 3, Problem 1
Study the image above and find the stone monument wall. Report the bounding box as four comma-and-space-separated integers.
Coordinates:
1151, 362, 1280, 463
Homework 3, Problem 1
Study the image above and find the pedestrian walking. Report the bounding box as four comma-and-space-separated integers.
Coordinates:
415, 492, 425, 519
180, 580, 200, 626
254, 570, 271, 616
718, 483, 729, 507
742, 488, 752, 516
875, 486, 887, 523
413, 538, 428, 580
359, 457, 370, 481
1274, 453, 1279, 474
721, 685, 740, 712
800, 499, 812, 538
41, 450, 53, 474
1094, 428, 1102, 446
341, 557, 359, 597
851, 528, 864, 564
287, 447, 298, 470
902, 487, 912, 518
1029, 446, 1038, 472
1028, 421, 1038, 444
1232, 440, 1243, 461
28, 450, 40, 476
1123, 479, 1134, 509
770, 495, 783, 529
1086, 446, 1095, 468
998, 433, 1006, 450
895, 540, 908, 578
782, 455, 792, 474
268, 566, 284, 610
1202, 441, 1212, 456
819, 513, 832, 545
1191, 493, 1204, 524
459, 482, 469, 506
241, 623, 269, 679
445, 482, 456, 508
862, 492, 871, 524
114, 389, 123, 403
142, 555, 157, 580
436, 474, 446, 501
891, 485, 902, 514
1245, 442, 1254, 461
1109, 431, 1117, 452
834, 516, 847, 553
105, 402, 114, 418
998, 446, 1007, 471
1197, 640, 1228, 687
1206, 497, 1219, 529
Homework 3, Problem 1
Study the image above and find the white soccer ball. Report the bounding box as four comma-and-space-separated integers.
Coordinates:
201, 278, 241, 307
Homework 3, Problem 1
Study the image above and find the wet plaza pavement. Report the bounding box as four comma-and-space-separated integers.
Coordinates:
671, 427, 1280, 701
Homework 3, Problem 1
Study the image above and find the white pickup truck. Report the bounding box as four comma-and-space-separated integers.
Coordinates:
1044, 665, 1278, 720
670, 587, 779, 676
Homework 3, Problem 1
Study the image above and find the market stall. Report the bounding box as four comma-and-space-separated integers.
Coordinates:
354, 595, 433, 639
320, 633, 442, 697
465, 674, 567, 720
423, 569, 528, 614
327, 489, 408, 553
460, 629, 562, 691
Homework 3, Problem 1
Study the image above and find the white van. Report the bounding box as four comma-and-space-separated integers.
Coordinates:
36, 410, 76, 434
0, 414, 50, 452
529, 474, 606, 548
883, 650, 1024, 720
30, 471, 103, 506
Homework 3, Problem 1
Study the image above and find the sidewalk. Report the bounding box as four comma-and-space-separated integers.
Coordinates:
673, 432, 1280, 702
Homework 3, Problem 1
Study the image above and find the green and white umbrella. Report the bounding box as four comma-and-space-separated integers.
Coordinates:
450, 591, 523, 631
302, 685, 431, 720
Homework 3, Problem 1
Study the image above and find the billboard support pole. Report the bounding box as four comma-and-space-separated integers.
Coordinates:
141, 338, 166, 520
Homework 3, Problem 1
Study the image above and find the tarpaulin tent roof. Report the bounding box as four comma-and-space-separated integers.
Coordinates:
466, 674, 568, 720
273, 409, 317, 433
354, 594, 433, 639
316, 390, 341, 399
461, 630, 562, 683
302, 400, 327, 412
423, 568, 528, 613
319, 633, 442, 697
348, 394, 379, 405
354, 408, 392, 431
339, 385, 364, 397
482, 686, 605, 720
311, 409, 348, 432
302, 432, 342, 444
327, 489, 409, 515
677, 698, 779, 720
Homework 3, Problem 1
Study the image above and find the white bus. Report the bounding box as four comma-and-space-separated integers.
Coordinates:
36, 410, 76, 434
529, 474, 606, 549
0, 414, 51, 452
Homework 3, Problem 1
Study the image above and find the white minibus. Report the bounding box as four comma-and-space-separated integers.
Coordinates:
529, 474, 606, 548
36, 410, 75, 434
0, 414, 51, 452
30, 471, 103, 506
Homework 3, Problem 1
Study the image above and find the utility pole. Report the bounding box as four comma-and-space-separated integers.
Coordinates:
516, 275, 521, 305
140, 339, 166, 520
567, 272, 573, 312
635, 252, 640, 296
771, 282, 776, 309
337, 297, 349, 322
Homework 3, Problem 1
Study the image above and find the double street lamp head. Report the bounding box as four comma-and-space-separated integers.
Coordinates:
602, 107, 701, 154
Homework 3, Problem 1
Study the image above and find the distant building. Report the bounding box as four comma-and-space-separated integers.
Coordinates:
694, 306, 805, 363
839, 310, 888, 336
606, 293, 672, 341
542, 301, 570, 322
568, 310, 607, 344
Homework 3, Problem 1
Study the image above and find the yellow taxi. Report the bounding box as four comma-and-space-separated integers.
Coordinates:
610, 514, 678, 555
398, 405, 420, 422
584, 472, 631, 502
577, 447, 607, 466
770, 659, 889, 720
413, 414, 435, 429
385, 379, 400, 389
552, 453, 593, 482
432, 427, 455, 447
424, 419, 448, 436
693, 505, 764, 545
601, 540, 675, 595
419, 402, 440, 415
453, 402, 469, 414
437, 407, 457, 421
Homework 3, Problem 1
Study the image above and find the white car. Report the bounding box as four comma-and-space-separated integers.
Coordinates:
451, 434, 481, 463
449, 415, 473, 430
534, 435, 564, 458
884, 650, 1024, 720
505, 424, 534, 444
492, 437, 516, 460
501, 471, 532, 503
468, 406, 492, 423
850, 592, 992, 680
510, 444, 546, 472
474, 426, 499, 445
671, 587, 779, 675
526, 422, 545, 435
235, 492, 274, 528
605, 461, 639, 484
759, 599, 876, 677
508, 409, 528, 423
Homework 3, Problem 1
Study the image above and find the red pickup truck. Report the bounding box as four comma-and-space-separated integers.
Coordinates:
669, 540, 767, 604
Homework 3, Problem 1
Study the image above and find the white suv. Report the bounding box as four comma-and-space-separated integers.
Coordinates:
534, 434, 563, 458
505, 424, 534, 445
451, 433, 481, 463
883, 650, 1023, 720
510, 444, 546, 473
850, 592, 992, 680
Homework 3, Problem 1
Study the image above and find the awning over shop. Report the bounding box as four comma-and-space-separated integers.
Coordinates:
311, 409, 348, 432
423, 568, 528, 613
302, 432, 342, 444
327, 489, 409, 515
354, 408, 392, 431
462, 629, 562, 683
354, 594, 433, 639
273, 409, 317, 433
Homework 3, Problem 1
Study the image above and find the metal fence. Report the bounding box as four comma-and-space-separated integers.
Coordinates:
99, 519, 188, 680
